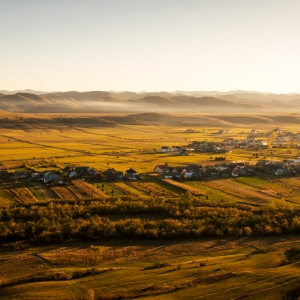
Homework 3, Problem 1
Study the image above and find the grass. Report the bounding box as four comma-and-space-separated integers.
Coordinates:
2, 237, 300, 299
87, 180, 126, 197
1, 117, 300, 299
0, 188, 15, 206
20, 181, 47, 202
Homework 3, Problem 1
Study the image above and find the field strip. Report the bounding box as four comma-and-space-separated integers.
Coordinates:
70, 127, 137, 148
161, 179, 206, 196
127, 182, 177, 197
232, 177, 291, 196
0, 188, 15, 206
189, 271, 300, 300
278, 177, 300, 189
110, 182, 146, 197
29, 181, 57, 200
0, 134, 90, 155
203, 179, 272, 204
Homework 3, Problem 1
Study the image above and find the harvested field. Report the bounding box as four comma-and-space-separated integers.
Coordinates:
50, 181, 107, 200
71, 180, 107, 199
39, 235, 300, 266
29, 181, 57, 201
0, 255, 49, 281
127, 182, 177, 197
233, 177, 291, 196
110, 182, 144, 197
0, 188, 15, 206
161, 179, 206, 196
276, 178, 300, 191
204, 179, 271, 204
5, 184, 37, 205
50, 186, 76, 200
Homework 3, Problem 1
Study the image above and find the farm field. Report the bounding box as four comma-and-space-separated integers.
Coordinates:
1, 113, 300, 299
0, 114, 300, 208
1, 236, 300, 299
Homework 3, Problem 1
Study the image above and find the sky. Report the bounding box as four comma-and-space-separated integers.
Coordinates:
1, 0, 300, 93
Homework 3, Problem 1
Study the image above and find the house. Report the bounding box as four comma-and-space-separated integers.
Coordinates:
62, 166, 76, 175
231, 168, 240, 177
161, 146, 171, 152
31, 172, 40, 178
154, 163, 169, 173
87, 168, 98, 176
193, 168, 209, 179
75, 166, 91, 176
116, 172, 124, 180
251, 129, 258, 134
225, 129, 231, 134
172, 146, 182, 152
44, 171, 61, 184
14, 171, 27, 179
105, 168, 119, 181
69, 171, 77, 178
184, 171, 194, 178
180, 149, 190, 156
125, 168, 138, 179
275, 169, 284, 176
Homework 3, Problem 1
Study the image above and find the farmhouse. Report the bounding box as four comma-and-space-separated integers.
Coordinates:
160, 146, 171, 152
44, 171, 61, 184
125, 168, 138, 180
154, 163, 169, 172
172, 146, 182, 152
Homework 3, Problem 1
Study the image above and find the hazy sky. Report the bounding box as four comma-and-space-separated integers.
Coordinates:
1, 0, 300, 93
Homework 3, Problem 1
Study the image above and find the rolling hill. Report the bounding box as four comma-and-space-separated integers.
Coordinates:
0, 90, 300, 113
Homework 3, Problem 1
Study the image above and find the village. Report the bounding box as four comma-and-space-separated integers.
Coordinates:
1, 127, 300, 184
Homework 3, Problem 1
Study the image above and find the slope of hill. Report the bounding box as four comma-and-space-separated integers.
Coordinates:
0, 90, 300, 113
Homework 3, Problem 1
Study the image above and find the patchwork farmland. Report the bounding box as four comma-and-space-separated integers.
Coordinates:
1, 113, 300, 299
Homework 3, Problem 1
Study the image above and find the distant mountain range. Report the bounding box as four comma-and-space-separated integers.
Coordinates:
0, 90, 300, 113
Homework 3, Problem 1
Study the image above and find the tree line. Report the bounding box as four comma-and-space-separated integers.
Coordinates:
0, 192, 299, 244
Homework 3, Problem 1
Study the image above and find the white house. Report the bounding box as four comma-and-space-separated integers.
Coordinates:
161, 146, 171, 152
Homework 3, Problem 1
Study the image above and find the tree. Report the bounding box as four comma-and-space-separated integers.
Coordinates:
89, 245, 103, 265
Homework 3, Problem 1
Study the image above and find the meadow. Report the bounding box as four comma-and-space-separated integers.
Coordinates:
1, 236, 300, 299
1, 112, 300, 299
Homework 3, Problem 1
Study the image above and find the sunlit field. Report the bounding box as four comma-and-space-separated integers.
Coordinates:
1, 114, 300, 299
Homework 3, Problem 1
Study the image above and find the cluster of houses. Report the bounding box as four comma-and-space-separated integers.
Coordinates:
0, 166, 139, 185
155, 128, 297, 155
154, 162, 253, 179
154, 159, 300, 179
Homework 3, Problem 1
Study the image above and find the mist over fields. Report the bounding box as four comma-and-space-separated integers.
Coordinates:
1, 90, 300, 114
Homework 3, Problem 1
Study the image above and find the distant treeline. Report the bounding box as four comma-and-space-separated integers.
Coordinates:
0, 192, 299, 244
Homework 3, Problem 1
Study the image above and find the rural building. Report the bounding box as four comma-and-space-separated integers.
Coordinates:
125, 168, 138, 180
160, 146, 171, 152
154, 163, 169, 172
44, 171, 61, 184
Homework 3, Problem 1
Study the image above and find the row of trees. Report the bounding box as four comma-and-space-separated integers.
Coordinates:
0, 192, 299, 244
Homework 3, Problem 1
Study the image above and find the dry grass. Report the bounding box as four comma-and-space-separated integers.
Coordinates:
71, 180, 107, 199
5, 184, 37, 204
127, 182, 177, 197
161, 179, 206, 196
50, 186, 77, 200
204, 179, 271, 204
50, 181, 107, 200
